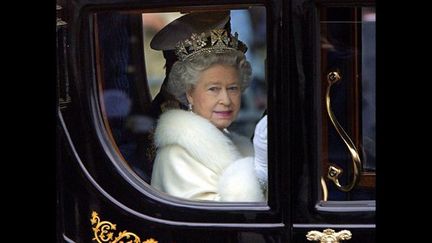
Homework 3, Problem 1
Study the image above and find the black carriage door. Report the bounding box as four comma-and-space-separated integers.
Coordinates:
57, 1, 288, 242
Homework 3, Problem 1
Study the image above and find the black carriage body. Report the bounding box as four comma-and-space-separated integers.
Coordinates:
56, 0, 376, 242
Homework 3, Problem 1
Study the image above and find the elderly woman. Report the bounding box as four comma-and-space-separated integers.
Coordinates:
150, 12, 267, 202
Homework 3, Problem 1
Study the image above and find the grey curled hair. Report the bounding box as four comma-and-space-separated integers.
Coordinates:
166, 50, 252, 106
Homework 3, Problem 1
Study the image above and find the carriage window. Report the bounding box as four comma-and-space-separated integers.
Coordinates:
318, 6, 376, 204
94, 7, 267, 202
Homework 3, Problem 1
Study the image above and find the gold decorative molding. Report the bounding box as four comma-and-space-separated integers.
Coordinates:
320, 176, 328, 201
91, 211, 158, 243
306, 228, 352, 243
56, 5, 67, 26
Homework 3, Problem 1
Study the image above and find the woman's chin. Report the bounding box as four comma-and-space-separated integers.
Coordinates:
212, 119, 233, 130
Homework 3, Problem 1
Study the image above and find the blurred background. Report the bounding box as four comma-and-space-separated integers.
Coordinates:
142, 8, 267, 138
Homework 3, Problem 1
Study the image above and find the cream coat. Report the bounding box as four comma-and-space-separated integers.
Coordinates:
150, 109, 265, 202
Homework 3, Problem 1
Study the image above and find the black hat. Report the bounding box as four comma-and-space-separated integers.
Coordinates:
150, 11, 231, 51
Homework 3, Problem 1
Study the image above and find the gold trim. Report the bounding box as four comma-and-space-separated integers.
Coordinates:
320, 176, 328, 201
56, 5, 67, 26
307, 228, 352, 243
91, 211, 158, 243
57, 18, 67, 26
325, 71, 361, 192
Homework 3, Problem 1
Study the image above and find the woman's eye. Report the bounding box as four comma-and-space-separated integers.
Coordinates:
228, 86, 239, 91
209, 87, 219, 91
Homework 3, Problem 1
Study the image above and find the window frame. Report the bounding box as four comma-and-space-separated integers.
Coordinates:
73, 0, 288, 227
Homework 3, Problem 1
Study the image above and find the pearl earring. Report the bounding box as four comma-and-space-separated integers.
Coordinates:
188, 103, 193, 111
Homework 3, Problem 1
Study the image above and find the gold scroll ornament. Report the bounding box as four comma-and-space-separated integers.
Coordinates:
91, 211, 158, 243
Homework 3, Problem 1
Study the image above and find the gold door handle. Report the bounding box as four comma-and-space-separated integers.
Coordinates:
306, 228, 352, 243
325, 71, 361, 192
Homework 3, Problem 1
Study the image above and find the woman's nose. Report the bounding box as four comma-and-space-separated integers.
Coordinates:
218, 89, 231, 105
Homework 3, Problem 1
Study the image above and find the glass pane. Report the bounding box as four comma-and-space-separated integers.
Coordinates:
319, 7, 376, 202
361, 7, 376, 172
95, 7, 268, 202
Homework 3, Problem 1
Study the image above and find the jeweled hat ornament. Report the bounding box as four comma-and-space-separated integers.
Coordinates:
151, 11, 247, 61
174, 28, 247, 61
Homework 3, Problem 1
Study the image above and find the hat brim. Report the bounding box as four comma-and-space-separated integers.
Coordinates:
150, 11, 230, 51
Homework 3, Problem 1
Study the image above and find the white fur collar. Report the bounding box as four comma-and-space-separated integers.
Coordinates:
154, 109, 253, 174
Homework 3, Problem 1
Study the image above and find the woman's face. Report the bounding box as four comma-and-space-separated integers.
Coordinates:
187, 64, 242, 130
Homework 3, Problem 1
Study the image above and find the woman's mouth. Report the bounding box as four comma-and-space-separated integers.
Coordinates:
214, 111, 232, 118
